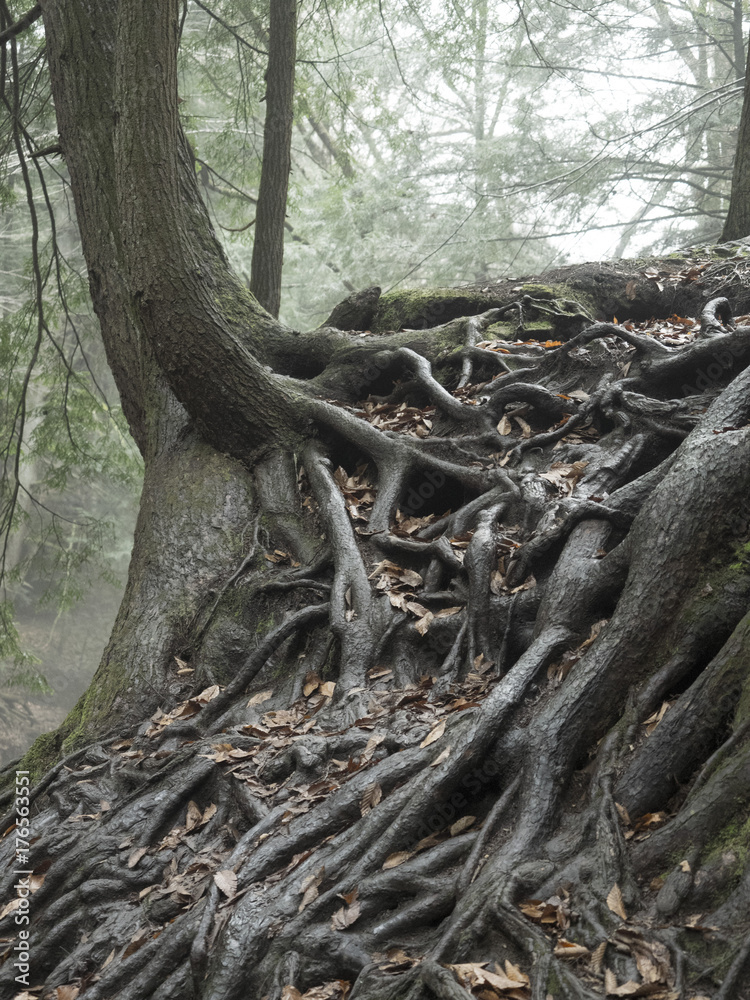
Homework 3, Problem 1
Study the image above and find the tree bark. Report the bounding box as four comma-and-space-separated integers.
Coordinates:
722, 32, 750, 241
249, 0, 297, 319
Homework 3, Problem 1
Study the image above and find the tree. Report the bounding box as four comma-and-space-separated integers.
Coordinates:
248, 0, 297, 318
2, 2, 750, 1000
723, 31, 750, 241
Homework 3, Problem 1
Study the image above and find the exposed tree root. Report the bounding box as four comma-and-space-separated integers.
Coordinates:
4, 296, 750, 1000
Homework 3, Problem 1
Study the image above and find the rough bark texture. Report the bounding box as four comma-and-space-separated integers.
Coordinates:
249, 0, 297, 319
722, 33, 750, 242
2, 3, 750, 1000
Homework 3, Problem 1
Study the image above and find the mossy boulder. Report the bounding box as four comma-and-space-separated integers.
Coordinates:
371, 289, 504, 333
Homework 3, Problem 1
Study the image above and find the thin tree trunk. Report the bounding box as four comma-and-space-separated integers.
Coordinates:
249, 0, 297, 319
722, 33, 750, 241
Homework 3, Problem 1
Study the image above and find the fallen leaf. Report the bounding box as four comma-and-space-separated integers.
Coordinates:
554, 939, 589, 959
127, 846, 149, 869
360, 783, 383, 816
298, 868, 325, 913
449, 815, 476, 836
331, 899, 361, 930
54, 986, 80, 1000
420, 720, 446, 748
431, 747, 451, 767
497, 415, 512, 435
122, 926, 153, 959
607, 883, 627, 921
382, 851, 414, 870
213, 869, 237, 899
248, 689, 273, 706
591, 941, 608, 974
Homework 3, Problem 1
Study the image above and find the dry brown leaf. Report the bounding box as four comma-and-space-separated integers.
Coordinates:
362, 733, 386, 760
630, 937, 673, 985
0, 897, 21, 920
615, 801, 631, 827
514, 415, 532, 438
449, 815, 476, 837
449, 962, 528, 992
194, 684, 221, 703
497, 415, 512, 435
122, 926, 152, 959
591, 941, 608, 974
360, 783, 383, 816
300, 983, 352, 1000
382, 851, 414, 870
502, 960, 529, 986
281, 987, 303, 1000
431, 747, 451, 767
320, 681, 336, 698
248, 689, 273, 706
554, 939, 589, 959
213, 869, 237, 899
331, 899, 361, 930
420, 719, 446, 748
54, 987, 80, 1000
414, 611, 435, 635
298, 868, 325, 913
606, 883, 627, 921
185, 800, 203, 831
127, 846, 148, 869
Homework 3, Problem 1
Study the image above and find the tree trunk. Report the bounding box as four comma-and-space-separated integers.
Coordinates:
1, 3, 750, 999
722, 33, 750, 241
249, 0, 297, 319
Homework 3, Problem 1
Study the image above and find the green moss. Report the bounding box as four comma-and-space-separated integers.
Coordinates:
729, 538, 750, 572
735, 673, 750, 725
14, 731, 62, 785
681, 932, 732, 985
59, 660, 130, 755
482, 321, 515, 340
520, 283, 596, 315
546, 968, 563, 997
256, 613, 276, 635
370, 283, 596, 336
371, 289, 500, 333
697, 813, 750, 917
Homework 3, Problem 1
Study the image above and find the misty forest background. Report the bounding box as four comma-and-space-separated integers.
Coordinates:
1, 0, 749, 764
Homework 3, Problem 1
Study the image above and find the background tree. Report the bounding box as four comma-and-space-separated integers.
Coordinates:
248, 0, 297, 318
1, 2, 750, 999
0, 0, 139, 752
723, 31, 750, 240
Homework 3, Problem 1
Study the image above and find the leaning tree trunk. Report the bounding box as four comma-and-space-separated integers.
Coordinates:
2, 2, 750, 1000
